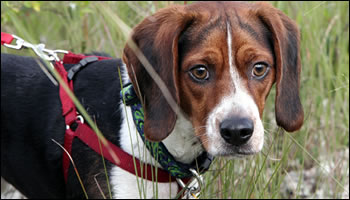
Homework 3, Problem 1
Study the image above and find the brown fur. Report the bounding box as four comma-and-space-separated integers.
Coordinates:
122, 2, 303, 143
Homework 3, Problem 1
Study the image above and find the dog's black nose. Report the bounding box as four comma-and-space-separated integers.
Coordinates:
220, 117, 254, 146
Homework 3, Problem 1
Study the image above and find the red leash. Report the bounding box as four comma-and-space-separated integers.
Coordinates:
1, 33, 192, 195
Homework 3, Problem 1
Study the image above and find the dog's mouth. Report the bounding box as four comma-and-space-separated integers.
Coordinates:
209, 143, 261, 158
197, 114, 265, 158
196, 131, 263, 158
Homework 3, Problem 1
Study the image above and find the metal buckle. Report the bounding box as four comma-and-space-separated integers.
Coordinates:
196, 152, 214, 173
3, 34, 26, 50
176, 168, 204, 199
66, 115, 84, 130
76, 115, 84, 124
3, 34, 68, 62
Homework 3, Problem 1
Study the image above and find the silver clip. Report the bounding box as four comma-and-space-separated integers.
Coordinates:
3, 34, 68, 62
176, 168, 204, 199
42, 48, 69, 61
3, 34, 26, 50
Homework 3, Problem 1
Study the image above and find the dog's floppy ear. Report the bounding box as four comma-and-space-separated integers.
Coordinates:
122, 5, 194, 141
255, 2, 304, 132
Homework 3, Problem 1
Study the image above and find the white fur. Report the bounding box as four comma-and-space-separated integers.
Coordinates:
110, 105, 178, 199
162, 116, 203, 164
109, 23, 264, 197
205, 22, 264, 156
110, 66, 203, 198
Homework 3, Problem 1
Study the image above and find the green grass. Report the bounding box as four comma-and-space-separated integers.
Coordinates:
1, 1, 349, 199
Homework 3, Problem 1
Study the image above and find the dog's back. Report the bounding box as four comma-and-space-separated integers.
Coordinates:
1, 53, 65, 198
1, 53, 124, 198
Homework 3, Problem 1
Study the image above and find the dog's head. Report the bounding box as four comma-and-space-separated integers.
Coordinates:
122, 2, 303, 157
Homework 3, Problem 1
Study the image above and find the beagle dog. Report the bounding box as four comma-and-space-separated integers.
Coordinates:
1, 1, 303, 199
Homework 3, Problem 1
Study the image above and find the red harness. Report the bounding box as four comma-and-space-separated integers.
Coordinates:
57, 53, 192, 187
1, 32, 191, 196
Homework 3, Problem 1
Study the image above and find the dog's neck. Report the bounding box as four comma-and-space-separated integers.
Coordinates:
162, 115, 204, 164
112, 102, 204, 198
120, 66, 204, 165
112, 68, 205, 198
119, 101, 204, 166
111, 105, 178, 198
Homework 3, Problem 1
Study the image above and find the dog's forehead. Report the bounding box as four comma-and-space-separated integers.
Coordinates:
180, 2, 272, 54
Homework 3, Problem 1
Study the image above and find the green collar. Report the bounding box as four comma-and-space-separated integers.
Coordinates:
120, 83, 213, 178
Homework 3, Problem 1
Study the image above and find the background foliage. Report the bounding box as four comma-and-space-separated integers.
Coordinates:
1, 1, 349, 199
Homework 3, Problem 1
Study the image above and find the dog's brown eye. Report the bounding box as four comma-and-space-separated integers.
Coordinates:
252, 63, 268, 78
190, 65, 209, 81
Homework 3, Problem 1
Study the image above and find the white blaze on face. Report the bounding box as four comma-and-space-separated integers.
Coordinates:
205, 21, 264, 156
